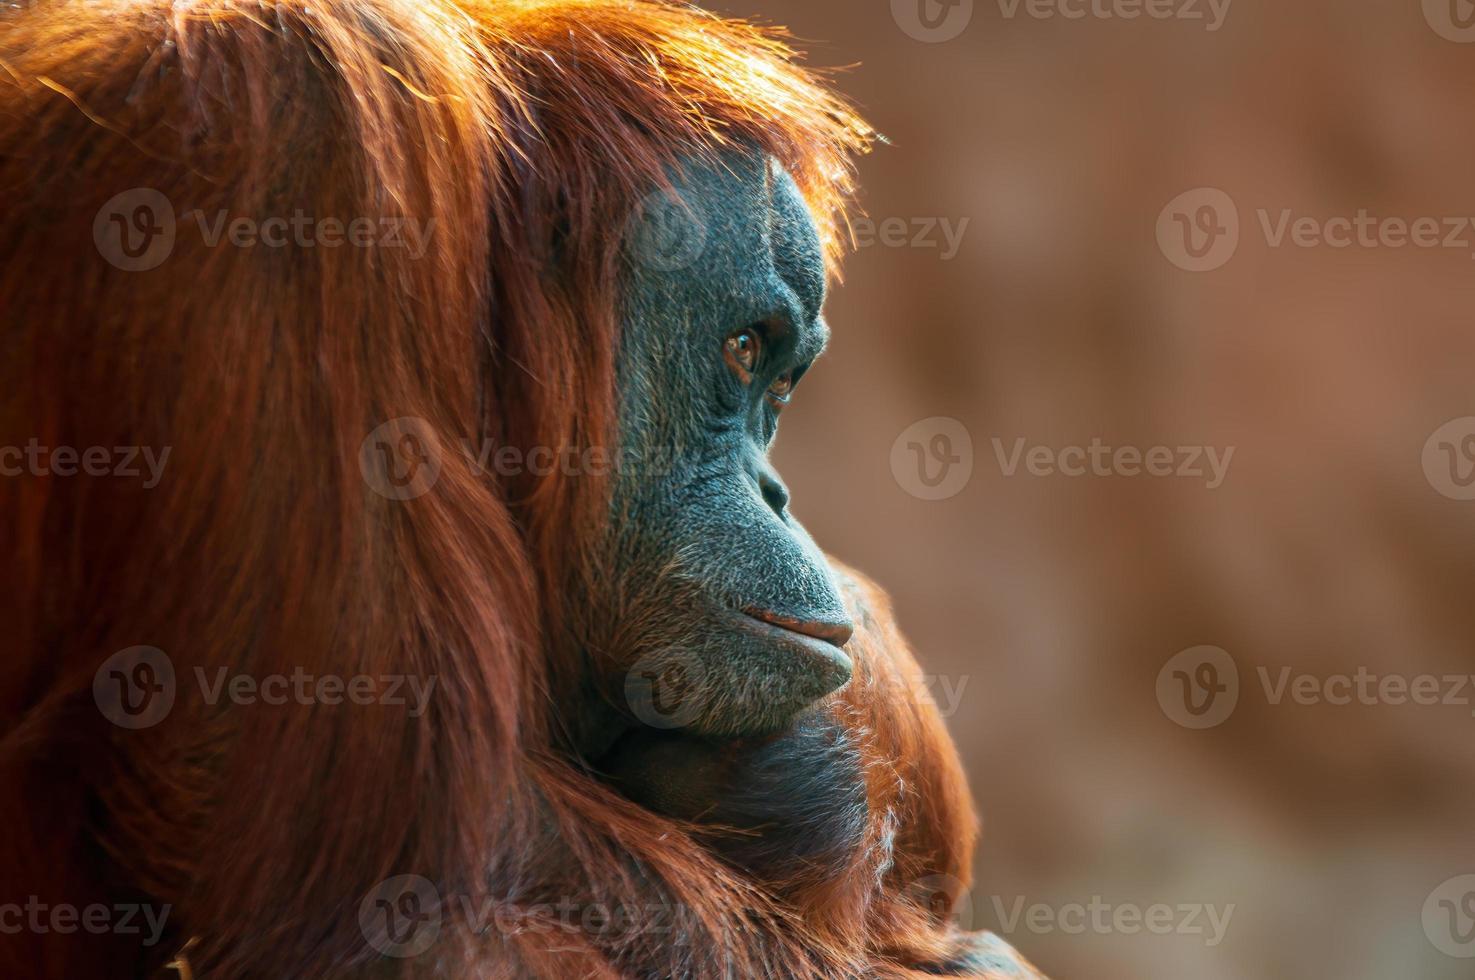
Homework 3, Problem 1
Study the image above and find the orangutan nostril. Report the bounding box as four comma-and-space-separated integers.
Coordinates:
758, 469, 790, 515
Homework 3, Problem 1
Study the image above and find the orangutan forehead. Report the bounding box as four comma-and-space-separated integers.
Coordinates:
763, 158, 829, 334
624, 153, 829, 349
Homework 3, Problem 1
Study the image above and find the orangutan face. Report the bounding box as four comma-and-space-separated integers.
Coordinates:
594, 153, 854, 739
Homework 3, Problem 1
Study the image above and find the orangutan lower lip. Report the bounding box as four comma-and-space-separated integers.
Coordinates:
738, 608, 854, 648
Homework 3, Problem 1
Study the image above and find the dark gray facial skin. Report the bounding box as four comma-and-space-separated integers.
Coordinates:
586, 152, 854, 746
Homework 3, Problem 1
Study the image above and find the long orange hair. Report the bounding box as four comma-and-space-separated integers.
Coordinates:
0, 2, 1011, 976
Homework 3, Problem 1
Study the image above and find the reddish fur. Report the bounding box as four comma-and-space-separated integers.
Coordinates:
0, 1, 1038, 976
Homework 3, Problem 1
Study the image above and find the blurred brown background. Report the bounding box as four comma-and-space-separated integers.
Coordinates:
708, 1, 1475, 977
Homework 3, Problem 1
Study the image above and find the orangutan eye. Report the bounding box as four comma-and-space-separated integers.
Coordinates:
767, 372, 794, 402
724, 328, 761, 375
